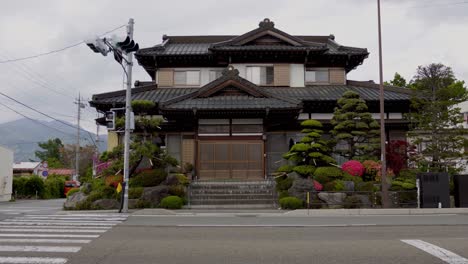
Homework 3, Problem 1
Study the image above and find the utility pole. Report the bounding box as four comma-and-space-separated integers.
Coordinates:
121, 18, 135, 213
377, 0, 389, 208
74, 93, 84, 182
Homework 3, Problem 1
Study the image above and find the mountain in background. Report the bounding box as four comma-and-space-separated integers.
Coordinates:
0, 118, 107, 162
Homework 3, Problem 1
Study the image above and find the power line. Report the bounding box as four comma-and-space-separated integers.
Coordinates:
0, 24, 126, 64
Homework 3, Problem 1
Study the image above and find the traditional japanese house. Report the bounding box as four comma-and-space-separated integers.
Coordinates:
91, 18, 411, 182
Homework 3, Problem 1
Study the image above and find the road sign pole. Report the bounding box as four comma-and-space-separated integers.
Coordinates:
121, 18, 134, 213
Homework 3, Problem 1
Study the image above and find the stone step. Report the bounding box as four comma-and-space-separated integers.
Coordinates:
190, 199, 275, 205
190, 189, 275, 195
190, 194, 275, 200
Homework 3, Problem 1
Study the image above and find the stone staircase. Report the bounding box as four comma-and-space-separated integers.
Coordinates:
188, 180, 277, 209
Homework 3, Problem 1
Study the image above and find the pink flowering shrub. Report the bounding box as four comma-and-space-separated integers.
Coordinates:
313, 180, 323, 191
342, 160, 365, 177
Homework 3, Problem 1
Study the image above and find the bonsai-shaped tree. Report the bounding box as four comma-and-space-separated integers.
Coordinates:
331, 91, 380, 161
283, 119, 335, 177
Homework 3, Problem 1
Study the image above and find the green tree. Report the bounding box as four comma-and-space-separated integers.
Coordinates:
331, 91, 380, 161
385, 72, 408, 87
408, 63, 468, 172
282, 119, 335, 177
35, 138, 64, 168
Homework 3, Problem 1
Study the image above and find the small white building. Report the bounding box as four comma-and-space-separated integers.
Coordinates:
0, 145, 13, 202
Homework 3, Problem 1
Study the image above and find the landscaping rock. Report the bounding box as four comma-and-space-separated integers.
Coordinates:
355, 194, 372, 208
165, 174, 180, 186
128, 199, 139, 209
64, 192, 88, 209
141, 186, 170, 206
92, 199, 119, 210
288, 173, 315, 202
343, 181, 355, 192
318, 192, 347, 209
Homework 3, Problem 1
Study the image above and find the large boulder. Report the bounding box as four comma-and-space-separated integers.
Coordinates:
64, 192, 88, 209
164, 174, 180, 186
141, 186, 170, 206
318, 192, 347, 209
343, 181, 355, 192
287, 172, 315, 202
92, 199, 119, 210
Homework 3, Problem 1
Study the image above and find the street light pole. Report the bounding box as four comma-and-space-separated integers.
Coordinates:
121, 18, 134, 213
377, 0, 390, 208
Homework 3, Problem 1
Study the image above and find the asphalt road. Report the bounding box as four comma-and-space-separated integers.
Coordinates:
0, 199, 65, 220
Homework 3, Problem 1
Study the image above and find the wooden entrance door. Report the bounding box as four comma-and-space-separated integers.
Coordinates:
198, 140, 264, 180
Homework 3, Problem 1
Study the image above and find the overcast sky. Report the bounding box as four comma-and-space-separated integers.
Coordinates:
0, 0, 467, 133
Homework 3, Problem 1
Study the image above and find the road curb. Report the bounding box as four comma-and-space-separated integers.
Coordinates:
284, 208, 468, 216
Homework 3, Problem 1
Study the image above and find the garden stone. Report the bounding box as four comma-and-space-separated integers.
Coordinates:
343, 181, 355, 192
288, 174, 315, 202
92, 199, 119, 210
165, 174, 179, 186
64, 192, 87, 209
141, 186, 170, 206
355, 194, 372, 208
128, 199, 139, 209
80, 183, 92, 194
318, 192, 347, 209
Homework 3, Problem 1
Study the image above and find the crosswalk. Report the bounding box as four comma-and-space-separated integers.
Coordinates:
0, 213, 128, 264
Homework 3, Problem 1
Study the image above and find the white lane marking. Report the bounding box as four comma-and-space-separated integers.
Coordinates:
402, 239, 468, 264
0, 225, 110, 229
0, 239, 91, 243
0, 228, 106, 233
0, 234, 99, 238
0, 222, 116, 226
0, 256, 67, 264
30, 214, 129, 217
18, 217, 127, 221
176, 224, 378, 227
0, 245, 81, 252
11, 219, 122, 224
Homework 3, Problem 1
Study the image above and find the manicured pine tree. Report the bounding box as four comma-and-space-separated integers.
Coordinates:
330, 91, 380, 161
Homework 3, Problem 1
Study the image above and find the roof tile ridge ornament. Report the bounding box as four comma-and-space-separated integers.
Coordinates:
259, 18, 275, 29
221, 65, 240, 78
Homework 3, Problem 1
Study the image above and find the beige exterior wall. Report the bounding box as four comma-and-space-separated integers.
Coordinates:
0, 146, 13, 201
273, 64, 290, 86
157, 69, 174, 87
107, 132, 119, 152
329, 68, 346, 84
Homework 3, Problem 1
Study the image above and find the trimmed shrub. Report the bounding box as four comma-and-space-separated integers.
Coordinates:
12, 177, 28, 197
342, 172, 363, 184
313, 174, 332, 184
128, 187, 144, 199
313, 166, 343, 178
44, 176, 66, 199
169, 185, 186, 198
334, 180, 346, 191
24, 176, 45, 198
159, 196, 183, 209
130, 169, 167, 187
323, 180, 346, 192
356, 182, 375, 192
176, 174, 190, 186
275, 176, 293, 191
293, 165, 316, 176
342, 160, 365, 177
279, 197, 303, 209
278, 190, 289, 200
277, 165, 294, 173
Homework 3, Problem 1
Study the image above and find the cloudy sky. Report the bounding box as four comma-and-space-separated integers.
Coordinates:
0, 0, 467, 133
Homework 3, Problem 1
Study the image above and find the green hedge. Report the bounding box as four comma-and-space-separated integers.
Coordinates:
159, 196, 183, 209
279, 197, 303, 209
275, 176, 293, 192
293, 165, 315, 176
13, 176, 45, 198
44, 175, 66, 199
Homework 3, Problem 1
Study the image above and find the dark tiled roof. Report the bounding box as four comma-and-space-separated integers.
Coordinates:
163, 95, 299, 110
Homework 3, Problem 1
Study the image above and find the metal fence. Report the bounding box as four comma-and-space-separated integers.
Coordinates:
305, 191, 418, 209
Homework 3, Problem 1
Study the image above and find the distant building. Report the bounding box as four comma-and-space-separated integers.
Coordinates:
0, 145, 13, 201
91, 18, 411, 180
12, 162, 41, 176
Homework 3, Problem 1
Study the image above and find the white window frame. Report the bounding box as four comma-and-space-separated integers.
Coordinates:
174, 70, 201, 86
305, 68, 329, 84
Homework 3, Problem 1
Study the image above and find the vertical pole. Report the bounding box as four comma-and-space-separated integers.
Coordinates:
75, 93, 81, 182
377, 0, 389, 208
122, 18, 134, 213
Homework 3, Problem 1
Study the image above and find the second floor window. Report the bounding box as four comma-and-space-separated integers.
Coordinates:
305, 69, 329, 84
174, 70, 200, 86
246, 66, 274, 86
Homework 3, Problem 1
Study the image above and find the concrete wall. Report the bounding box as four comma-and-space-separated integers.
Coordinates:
0, 146, 13, 202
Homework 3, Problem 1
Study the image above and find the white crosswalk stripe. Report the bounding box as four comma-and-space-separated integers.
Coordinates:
0, 212, 128, 264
